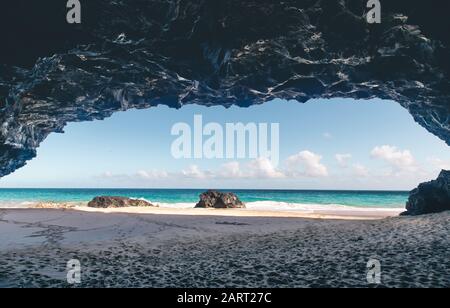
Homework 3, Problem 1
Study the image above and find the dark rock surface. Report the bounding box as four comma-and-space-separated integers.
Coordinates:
195, 190, 245, 209
0, 1, 449, 177
402, 170, 450, 215
87, 196, 157, 208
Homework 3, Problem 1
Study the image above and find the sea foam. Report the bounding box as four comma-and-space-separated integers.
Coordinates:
146, 200, 404, 212
0, 199, 404, 213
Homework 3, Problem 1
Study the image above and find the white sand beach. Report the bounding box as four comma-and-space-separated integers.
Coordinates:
78, 205, 404, 220
0, 207, 448, 288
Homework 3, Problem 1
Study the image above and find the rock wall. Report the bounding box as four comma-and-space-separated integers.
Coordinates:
402, 170, 450, 216
0, 0, 449, 177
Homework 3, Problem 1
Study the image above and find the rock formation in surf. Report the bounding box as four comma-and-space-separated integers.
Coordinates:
87, 196, 157, 208
195, 190, 246, 209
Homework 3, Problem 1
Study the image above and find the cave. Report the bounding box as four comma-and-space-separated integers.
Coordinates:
1, 0, 449, 213
1, 0, 450, 290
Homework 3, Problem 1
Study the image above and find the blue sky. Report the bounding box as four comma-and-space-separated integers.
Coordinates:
0, 98, 448, 190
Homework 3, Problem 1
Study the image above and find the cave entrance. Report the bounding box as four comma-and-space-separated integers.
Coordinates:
0, 98, 448, 211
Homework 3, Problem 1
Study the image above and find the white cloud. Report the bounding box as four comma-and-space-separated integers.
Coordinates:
247, 157, 285, 179
130, 158, 285, 182
97, 171, 128, 180
136, 170, 169, 179
323, 132, 333, 139
218, 159, 284, 179
101, 171, 114, 178
220, 154, 327, 179
352, 163, 370, 177
181, 165, 208, 179
97, 150, 329, 182
219, 161, 243, 178
371, 145, 416, 171
427, 157, 450, 170
335, 153, 352, 167
286, 151, 328, 177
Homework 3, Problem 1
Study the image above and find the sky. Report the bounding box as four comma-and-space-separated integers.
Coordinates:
0, 98, 448, 190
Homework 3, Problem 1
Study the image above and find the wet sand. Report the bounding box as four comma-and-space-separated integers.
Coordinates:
0, 208, 448, 288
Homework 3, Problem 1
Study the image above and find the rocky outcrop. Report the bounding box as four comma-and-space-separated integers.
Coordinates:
402, 170, 450, 216
87, 196, 157, 208
195, 190, 245, 209
0, 1, 449, 177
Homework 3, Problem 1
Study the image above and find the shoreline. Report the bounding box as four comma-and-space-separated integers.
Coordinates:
0, 200, 405, 220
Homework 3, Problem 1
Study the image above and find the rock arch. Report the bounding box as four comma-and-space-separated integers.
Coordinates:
0, 0, 449, 177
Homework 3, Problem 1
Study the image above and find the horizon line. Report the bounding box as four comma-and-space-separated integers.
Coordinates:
0, 187, 411, 193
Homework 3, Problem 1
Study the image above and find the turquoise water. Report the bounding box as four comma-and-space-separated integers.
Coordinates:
0, 189, 408, 208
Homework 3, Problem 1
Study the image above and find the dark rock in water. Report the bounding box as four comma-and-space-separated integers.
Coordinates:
87, 196, 157, 208
195, 190, 245, 209
1, 1, 450, 178
402, 170, 450, 216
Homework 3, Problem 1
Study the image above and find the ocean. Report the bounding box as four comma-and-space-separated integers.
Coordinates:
0, 188, 408, 211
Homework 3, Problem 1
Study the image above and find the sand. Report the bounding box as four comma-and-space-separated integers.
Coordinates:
0, 207, 448, 288
78, 205, 404, 220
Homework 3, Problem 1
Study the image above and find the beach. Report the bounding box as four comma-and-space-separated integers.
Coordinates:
0, 207, 448, 288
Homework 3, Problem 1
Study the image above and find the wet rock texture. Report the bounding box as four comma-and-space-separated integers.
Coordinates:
195, 190, 245, 209
87, 196, 157, 208
403, 170, 450, 216
0, 0, 449, 177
